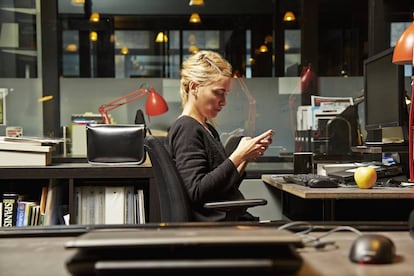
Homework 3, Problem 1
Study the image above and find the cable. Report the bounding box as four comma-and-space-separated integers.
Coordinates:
277, 221, 314, 235
302, 225, 362, 249
277, 221, 363, 249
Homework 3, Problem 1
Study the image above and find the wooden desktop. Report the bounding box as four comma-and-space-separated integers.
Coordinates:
0, 226, 412, 276
261, 174, 414, 221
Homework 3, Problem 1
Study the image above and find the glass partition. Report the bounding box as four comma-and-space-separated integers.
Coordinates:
0, 0, 39, 78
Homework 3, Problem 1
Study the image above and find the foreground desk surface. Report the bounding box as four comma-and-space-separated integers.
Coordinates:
0, 230, 413, 275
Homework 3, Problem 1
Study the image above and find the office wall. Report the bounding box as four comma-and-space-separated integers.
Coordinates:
1, 76, 364, 154
1, 78, 43, 136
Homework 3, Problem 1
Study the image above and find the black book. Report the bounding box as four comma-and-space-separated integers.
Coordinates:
2, 193, 19, 227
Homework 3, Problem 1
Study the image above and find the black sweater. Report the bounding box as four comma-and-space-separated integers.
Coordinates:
167, 115, 245, 221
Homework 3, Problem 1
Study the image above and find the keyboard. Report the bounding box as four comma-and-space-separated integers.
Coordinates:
283, 174, 339, 188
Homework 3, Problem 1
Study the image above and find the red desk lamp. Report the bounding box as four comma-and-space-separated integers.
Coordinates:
98, 86, 168, 124
392, 13, 414, 181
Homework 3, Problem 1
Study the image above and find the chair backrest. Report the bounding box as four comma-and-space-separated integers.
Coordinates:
223, 135, 243, 157
144, 135, 192, 222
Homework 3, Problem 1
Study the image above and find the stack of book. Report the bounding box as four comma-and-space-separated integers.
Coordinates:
0, 186, 53, 227
0, 136, 60, 166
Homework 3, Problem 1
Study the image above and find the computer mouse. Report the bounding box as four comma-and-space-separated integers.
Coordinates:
349, 234, 396, 264
307, 178, 338, 188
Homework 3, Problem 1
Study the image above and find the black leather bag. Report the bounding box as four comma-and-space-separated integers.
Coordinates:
86, 124, 146, 165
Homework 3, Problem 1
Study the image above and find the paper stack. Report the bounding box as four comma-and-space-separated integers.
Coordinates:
0, 136, 56, 166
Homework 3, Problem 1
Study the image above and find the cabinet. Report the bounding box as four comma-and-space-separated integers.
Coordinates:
0, 163, 160, 226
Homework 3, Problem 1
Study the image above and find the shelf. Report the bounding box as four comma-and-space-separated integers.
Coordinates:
0, 163, 160, 226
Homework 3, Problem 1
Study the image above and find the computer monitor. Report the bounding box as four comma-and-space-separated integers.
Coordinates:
363, 47, 408, 141
313, 104, 362, 155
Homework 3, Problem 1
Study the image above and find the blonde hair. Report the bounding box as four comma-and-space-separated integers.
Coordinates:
180, 51, 232, 106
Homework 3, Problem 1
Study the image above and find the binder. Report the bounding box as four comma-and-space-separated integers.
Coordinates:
104, 187, 125, 224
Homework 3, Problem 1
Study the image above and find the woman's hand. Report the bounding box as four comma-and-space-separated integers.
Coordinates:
229, 129, 274, 168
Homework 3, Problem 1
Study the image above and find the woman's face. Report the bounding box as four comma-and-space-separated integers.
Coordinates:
195, 76, 232, 120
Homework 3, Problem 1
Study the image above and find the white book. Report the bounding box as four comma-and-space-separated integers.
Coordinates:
0, 150, 52, 166
137, 189, 145, 224
0, 140, 53, 153
1, 136, 62, 145
104, 186, 125, 224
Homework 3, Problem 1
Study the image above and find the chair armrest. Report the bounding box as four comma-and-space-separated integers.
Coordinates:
203, 198, 267, 211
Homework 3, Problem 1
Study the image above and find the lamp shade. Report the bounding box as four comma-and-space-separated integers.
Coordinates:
391, 13, 414, 182
392, 14, 414, 65
145, 87, 169, 116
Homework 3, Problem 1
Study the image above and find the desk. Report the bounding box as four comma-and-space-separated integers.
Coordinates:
0, 229, 413, 275
262, 174, 414, 221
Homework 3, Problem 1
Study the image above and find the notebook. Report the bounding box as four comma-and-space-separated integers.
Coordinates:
65, 226, 303, 275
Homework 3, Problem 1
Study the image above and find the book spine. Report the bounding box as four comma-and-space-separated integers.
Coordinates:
125, 186, 135, 224
30, 205, 39, 226
74, 186, 81, 224
94, 186, 105, 225
2, 193, 18, 227
24, 202, 35, 226
16, 201, 26, 227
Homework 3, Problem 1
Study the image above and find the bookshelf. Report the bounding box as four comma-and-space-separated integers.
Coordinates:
0, 163, 159, 226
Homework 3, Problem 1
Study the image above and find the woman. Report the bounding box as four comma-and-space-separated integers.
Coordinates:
167, 50, 273, 221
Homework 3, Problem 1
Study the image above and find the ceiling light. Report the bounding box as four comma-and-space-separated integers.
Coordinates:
188, 45, 199, 54
189, 13, 201, 24
71, 0, 85, 5
189, 0, 204, 6
283, 11, 296, 22
155, 32, 168, 43
259, 44, 268, 53
120, 47, 129, 55
65, 44, 78, 52
90, 31, 98, 42
89, 12, 100, 23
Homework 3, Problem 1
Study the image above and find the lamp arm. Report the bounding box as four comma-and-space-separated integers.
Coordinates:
98, 88, 148, 124
236, 77, 256, 137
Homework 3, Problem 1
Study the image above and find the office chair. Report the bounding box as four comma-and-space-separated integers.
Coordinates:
144, 135, 267, 222
135, 109, 152, 135
223, 135, 243, 157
